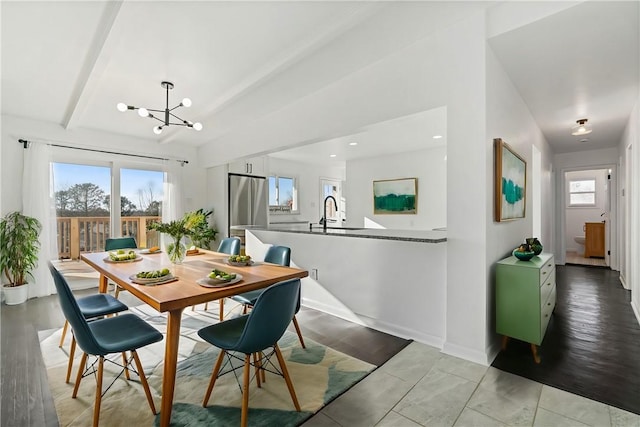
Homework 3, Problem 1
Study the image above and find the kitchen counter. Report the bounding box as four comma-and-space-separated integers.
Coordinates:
257, 223, 446, 243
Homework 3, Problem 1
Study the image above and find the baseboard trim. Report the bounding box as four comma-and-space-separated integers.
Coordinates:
620, 274, 629, 290
302, 298, 444, 349
441, 341, 491, 366
631, 300, 640, 326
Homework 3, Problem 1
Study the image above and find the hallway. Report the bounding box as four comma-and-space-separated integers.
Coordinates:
492, 264, 640, 415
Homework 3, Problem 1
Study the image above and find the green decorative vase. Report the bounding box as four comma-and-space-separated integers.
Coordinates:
526, 237, 543, 255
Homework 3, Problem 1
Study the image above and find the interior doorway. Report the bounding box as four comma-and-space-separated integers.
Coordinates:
562, 168, 614, 268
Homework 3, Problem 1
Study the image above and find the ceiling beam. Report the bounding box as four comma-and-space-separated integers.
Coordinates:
62, 1, 124, 130
158, 2, 383, 145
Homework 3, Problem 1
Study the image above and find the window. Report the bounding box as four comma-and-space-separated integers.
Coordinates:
569, 179, 596, 207
269, 175, 298, 214
53, 161, 164, 259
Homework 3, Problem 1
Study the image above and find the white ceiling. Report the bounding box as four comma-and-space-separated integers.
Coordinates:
2, 1, 638, 161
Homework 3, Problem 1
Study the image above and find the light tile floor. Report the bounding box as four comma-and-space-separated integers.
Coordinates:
303, 342, 640, 427
565, 251, 608, 268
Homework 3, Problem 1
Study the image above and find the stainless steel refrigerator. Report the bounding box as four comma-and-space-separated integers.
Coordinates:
228, 173, 268, 246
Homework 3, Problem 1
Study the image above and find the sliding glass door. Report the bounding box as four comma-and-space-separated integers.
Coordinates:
52, 162, 163, 259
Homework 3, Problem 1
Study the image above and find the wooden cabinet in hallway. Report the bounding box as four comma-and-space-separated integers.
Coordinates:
584, 222, 605, 258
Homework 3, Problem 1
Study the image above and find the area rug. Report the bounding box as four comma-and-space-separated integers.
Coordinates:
39, 305, 375, 426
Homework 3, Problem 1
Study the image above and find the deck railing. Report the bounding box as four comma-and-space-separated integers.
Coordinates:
56, 216, 161, 259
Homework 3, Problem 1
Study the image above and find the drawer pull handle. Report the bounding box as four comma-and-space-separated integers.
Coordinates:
542, 272, 547, 275
548, 264, 552, 267
547, 282, 551, 286
548, 302, 551, 306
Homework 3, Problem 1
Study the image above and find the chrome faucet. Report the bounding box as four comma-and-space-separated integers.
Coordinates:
323, 196, 338, 233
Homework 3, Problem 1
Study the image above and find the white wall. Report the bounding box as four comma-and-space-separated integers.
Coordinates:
619, 100, 639, 321
345, 146, 446, 230
564, 169, 607, 253
485, 45, 555, 360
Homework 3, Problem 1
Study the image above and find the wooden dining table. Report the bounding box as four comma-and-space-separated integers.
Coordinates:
81, 248, 308, 427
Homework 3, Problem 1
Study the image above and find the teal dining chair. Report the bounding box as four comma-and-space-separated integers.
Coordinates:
197, 237, 241, 315
57, 249, 129, 382
105, 237, 137, 299
48, 262, 163, 427
198, 278, 302, 427
228, 245, 305, 348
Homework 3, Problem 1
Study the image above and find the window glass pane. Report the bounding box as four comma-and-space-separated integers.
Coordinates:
570, 180, 595, 193
278, 177, 294, 207
120, 168, 163, 247
268, 176, 277, 205
53, 163, 111, 258
570, 193, 595, 205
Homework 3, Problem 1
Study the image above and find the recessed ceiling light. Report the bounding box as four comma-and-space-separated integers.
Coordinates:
349, 142, 358, 146
433, 135, 443, 139
330, 154, 337, 158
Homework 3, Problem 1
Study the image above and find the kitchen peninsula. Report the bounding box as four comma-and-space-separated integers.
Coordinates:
245, 225, 447, 348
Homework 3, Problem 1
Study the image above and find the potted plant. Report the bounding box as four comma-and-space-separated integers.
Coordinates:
0, 211, 42, 305
187, 208, 218, 249
147, 209, 217, 264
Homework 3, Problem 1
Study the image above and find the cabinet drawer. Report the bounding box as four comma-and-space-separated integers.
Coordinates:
539, 256, 555, 283
540, 284, 556, 342
539, 268, 556, 308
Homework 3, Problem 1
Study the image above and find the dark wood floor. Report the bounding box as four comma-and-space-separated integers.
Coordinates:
0, 288, 409, 427
493, 264, 640, 415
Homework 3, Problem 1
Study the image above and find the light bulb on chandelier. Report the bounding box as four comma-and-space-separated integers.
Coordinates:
117, 81, 203, 134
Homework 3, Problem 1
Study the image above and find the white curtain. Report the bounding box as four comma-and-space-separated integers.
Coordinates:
161, 160, 185, 249
163, 160, 184, 222
22, 143, 57, 298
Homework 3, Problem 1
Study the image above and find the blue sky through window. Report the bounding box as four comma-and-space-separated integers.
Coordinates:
53, 163, 163, 205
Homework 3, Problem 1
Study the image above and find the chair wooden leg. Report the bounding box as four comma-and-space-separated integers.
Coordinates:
93, 356, 104, 427
59, 320, 69, 347
203, 350, 226, 407
191, 305, 196, 311
241, 354, 251, 427
218, 299, 224, 321
274, 344, 300, 411
253, 353, 261, 388
131, 350, 157, 415
66, 335, 77, 383
260, 351, 266, 383
291, 315, 306, 349
122, 351, 130, 380
204, 302, 209, 311
114, 285, 120, 299
242, 304, 248, 315
72, 352, 88, 398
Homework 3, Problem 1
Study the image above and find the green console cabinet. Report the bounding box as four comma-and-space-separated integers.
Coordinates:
496, 253, 555, 363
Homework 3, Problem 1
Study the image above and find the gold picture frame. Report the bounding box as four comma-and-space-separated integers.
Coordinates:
494, 138, 526, 222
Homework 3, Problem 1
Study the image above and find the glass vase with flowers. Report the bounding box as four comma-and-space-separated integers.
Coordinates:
147, 210, 217, 264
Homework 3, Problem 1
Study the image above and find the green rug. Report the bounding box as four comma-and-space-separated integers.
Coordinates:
39, 305, 375, 426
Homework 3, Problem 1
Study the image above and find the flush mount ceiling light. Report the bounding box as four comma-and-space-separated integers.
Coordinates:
117, 81, 202, 135
571, 118, 592, 136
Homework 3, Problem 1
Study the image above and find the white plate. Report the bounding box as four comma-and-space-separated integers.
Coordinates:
139, 249, 162, 254
104, 255, 143, 263
225, 258, 254, 267
129, 274, 177, 285
197, 273, 243, 288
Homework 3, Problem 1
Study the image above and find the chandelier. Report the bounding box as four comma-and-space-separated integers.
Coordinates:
117, 81, 203, 135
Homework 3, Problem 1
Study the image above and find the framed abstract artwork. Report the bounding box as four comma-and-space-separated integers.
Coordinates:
494, 138, 526, 222
373, 178, 417, 214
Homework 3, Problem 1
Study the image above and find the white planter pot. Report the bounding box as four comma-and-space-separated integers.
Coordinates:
3, 284, 29, 305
